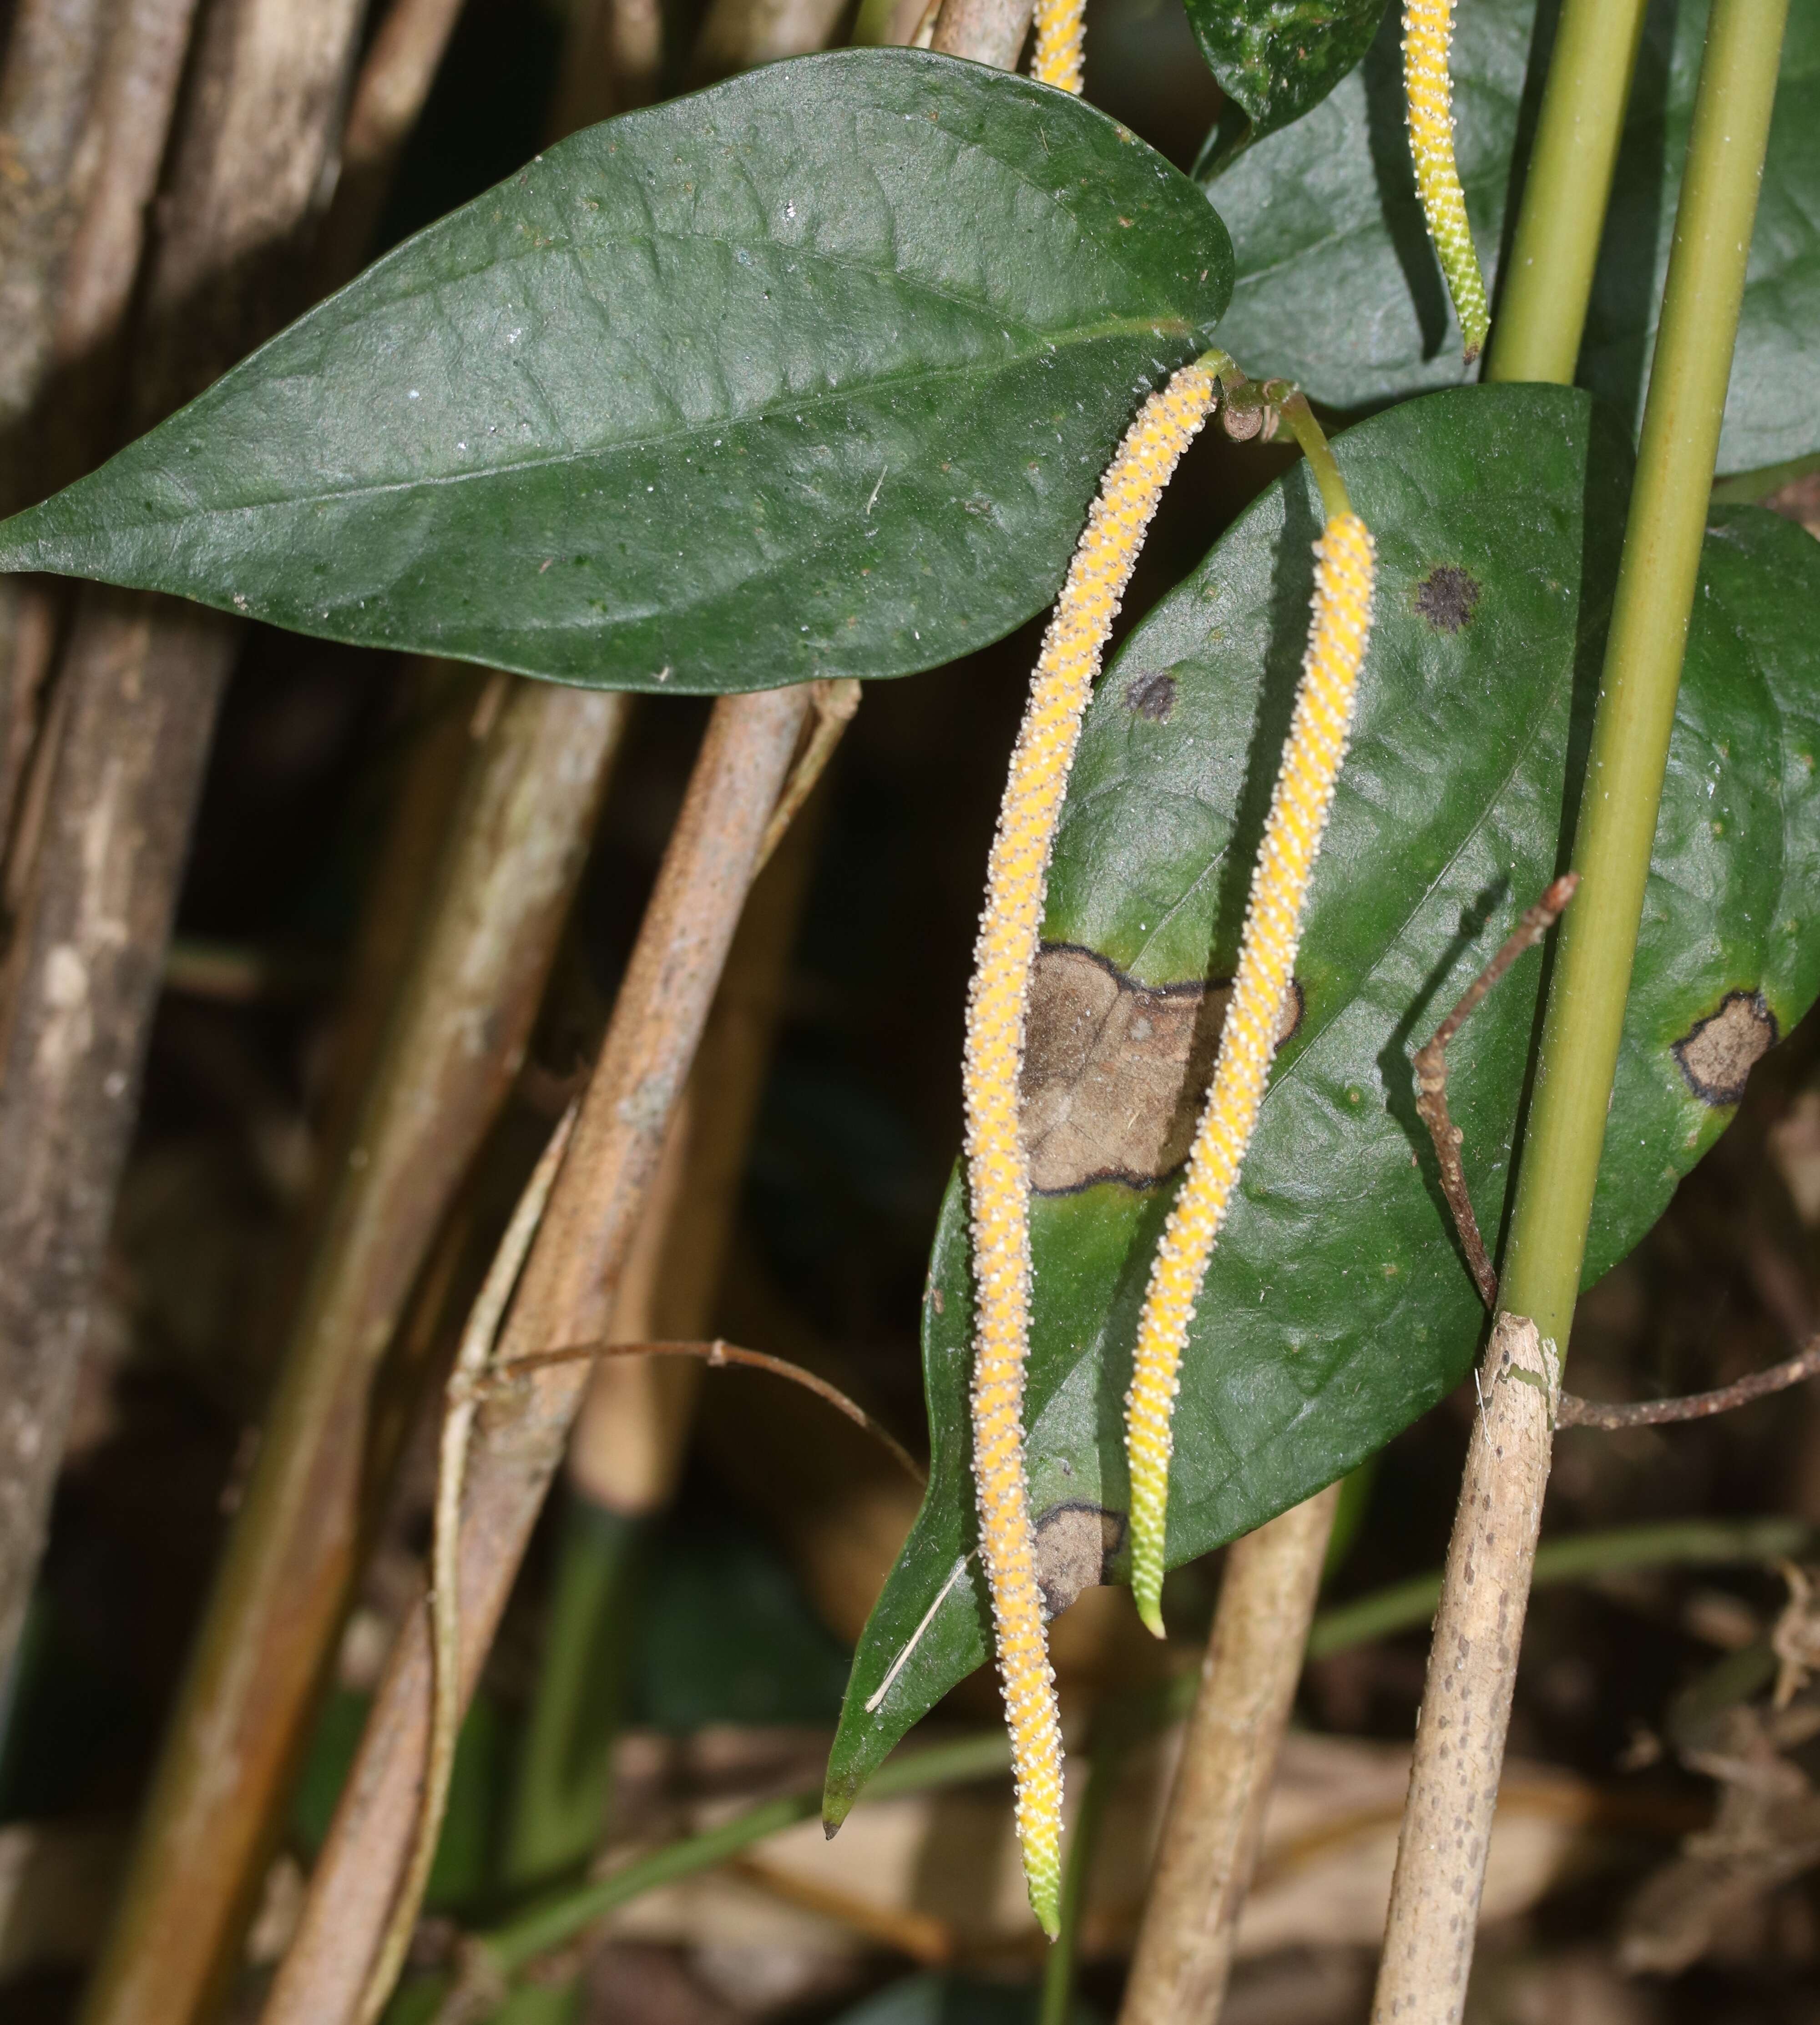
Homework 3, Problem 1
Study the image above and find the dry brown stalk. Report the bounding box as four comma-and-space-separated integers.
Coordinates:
691, 0, 849, 80
0, 0, 115, 851
0, 0, 367, 1721
929, 0, 1033, 71
1116, 1486, 1340, 2025
258, 684, 813, 2025
312, 0, 471, 290
359, 1105, 580, 2025
0, 0, 200, 855
547, 0, 662, 138
0, 0, 113, 456
78, 678, 626, 2025
1370, 1312, 1560, 2025
567, 749, 846, 1523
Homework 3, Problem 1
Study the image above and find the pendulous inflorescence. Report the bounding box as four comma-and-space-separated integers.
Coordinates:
1031, 0, 1086, 95
964, 362, 1216, 1935
1404, 0, 1490, 361
1124, 503, 1377, 1638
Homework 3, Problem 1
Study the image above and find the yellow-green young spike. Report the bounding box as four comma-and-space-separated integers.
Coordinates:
1404, 0, 1490, 361
964, 364, 1216, 1934
1031, 0, 1085, 94
1125, 510, 1376, 1638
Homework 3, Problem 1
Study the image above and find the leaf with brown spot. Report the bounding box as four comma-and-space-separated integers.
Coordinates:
1021, 943, 1300, 1193
1674, 991, 1778, 1108
826, 391, 1820, 1820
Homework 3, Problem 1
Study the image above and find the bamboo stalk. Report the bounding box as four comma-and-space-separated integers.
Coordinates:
257, 684, 812, 2025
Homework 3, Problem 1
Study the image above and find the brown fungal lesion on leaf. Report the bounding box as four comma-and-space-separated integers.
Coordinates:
1673, 989, 1778, 1107
1126, 670, 1177, 721
1019, 943, 1302, 1195
1033, 1503, 1125, 1619
1412, 563, 1481, 634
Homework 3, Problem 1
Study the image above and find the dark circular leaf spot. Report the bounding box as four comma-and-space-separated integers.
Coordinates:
1034, 1503, 1124, 1619
1673, 989, 1777, 1107
1127, 671, 1177, 721
1414, 564, 1482, 634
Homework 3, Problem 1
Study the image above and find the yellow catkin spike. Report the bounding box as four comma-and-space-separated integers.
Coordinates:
1404, 0, 1490, 361
1031, 0, 1085, 94
965, 363, 1215, 1934
1125, 509, 1376, 1638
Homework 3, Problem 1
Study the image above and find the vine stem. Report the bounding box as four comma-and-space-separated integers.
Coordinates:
1370, 5, 1790, 2020
1486, 0, 1649, 386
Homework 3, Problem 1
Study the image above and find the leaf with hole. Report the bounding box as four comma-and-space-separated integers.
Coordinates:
1203, 0, 1820, 474
1186, 0, 1391, 173
0, 51, 1233, 695
824, 384, 1820, 1818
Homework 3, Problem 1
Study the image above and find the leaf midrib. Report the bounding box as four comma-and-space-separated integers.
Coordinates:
54, 316, 1194, 535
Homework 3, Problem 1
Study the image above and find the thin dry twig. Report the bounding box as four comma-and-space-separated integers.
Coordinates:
1557, 1338, 1820, 1429
1412, 873, 1579, 1309
1116, 1485, 1341, 2025
756, 677, 860, 872
356, 1107, 578, 2025
260, 685, 812, 2025
469, 1336, 925, 1484
1413, 879, 1820, 1437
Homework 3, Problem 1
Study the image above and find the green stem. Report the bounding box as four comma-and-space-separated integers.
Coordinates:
500, 1498, 648, 1894
1497, 0, 1789, 1355
1269, 389, 1350, 521
482, 1729, 1013, 1979
1306, 1515, 1813, 1660
1486, 0, 1650, 385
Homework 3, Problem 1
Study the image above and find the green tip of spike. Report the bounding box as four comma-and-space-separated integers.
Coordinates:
1026, 1857, 1062, 1940
1131, 1551, 1168, 1640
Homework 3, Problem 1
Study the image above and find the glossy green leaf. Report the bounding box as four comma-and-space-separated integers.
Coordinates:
0, 51, 1232, 695
1204, 0, 1820, 474
825, 385, 1820, 1818
1187, 0, 1390, 174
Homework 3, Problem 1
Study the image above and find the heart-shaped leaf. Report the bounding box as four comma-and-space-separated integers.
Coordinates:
824, 384, 1820, 1819
0, 51, 1233, 695
1187, 0, 1390, 173
1204, 0, 1820, 475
